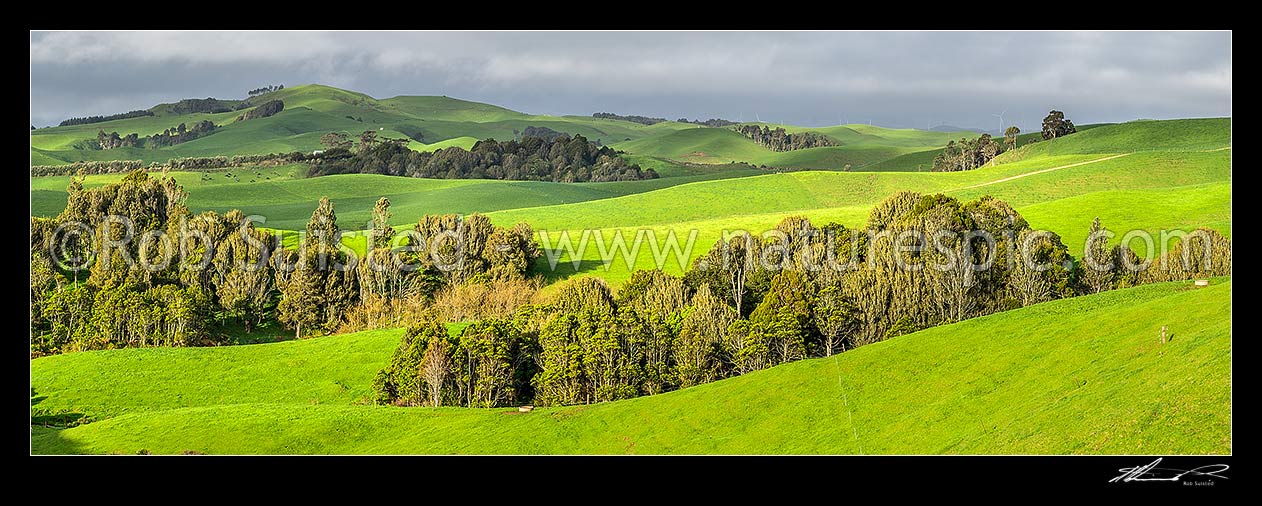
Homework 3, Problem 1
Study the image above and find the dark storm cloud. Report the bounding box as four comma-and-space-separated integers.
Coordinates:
30, 31, 1231, 130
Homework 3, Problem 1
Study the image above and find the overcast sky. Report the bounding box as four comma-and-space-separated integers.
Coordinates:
30, 31, 1231, 131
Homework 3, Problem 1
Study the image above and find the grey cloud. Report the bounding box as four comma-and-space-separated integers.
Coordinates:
30, 31, 1231, 131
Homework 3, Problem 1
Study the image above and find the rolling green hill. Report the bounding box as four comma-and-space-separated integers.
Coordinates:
491, 146, 1228, 288
31, 117, 1231, 291
31, 84, 1016, 171
612, 123, 957, 169
31, 279, 1231, 454
30, 84, 696, 165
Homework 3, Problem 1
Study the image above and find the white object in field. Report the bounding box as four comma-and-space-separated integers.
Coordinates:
518, 405, 534, 413
312, 150, 324, 155
379, 127, 383, 131
1194, 279, 1210, 286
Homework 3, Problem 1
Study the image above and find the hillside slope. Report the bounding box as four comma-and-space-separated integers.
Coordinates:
31, 279, 1231, 454
30, 84, 694, 165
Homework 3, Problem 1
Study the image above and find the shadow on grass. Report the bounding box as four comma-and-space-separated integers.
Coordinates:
31, 388, 94, 428
31, 389, 92, 455
217, 320, 295, 345
536, 259, 616, 284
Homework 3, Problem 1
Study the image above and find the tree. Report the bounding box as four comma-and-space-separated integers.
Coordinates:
370, 197, 394, 250
320, 132, 352, 150
484, 222, 541, 279
1004, 126, 1021, 151
278, 198, 357, 338
1041, 110, 1077, 140
276, 250, 322, 339
749, 270, 815, 364
533, 313, 587, 406
370, 319, 449, 406
1008, 230, 1074, 306
1079, 217, 1115, 294
844, 268, 891, 346
675, 285, 736, 387
457, 319, 531, 408
421, 335, 453, 407
812, 283, 854, 356
305, 197, 341, 251
212, 213, 276, 332
551, 276, 615, 315
359, 130, 379, 152
617, 269, 688, 316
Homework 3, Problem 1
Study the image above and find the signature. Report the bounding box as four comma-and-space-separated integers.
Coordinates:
1110, 458, 1229, 483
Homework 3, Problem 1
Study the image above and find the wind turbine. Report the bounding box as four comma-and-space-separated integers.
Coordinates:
992, 109, 1007, 134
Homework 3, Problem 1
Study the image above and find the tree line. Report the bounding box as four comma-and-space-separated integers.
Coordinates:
59, 110, 154, 127
931, 134, 1005, 172
733, 125, 840, 152
371, 191, 1232, 408
309, 132, 658, 182
235, 100, 284, 122
247, 84, 285, 96
146, 120, 218, 148
31, 152, 314, 177
168, 98, 241, 115
30, 170, 544, 356
679, 118, 738, 127
592, 112, 666, 125
96, 131, 140, 150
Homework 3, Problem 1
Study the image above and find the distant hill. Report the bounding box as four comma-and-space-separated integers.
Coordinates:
32, 84, 1000, 171
929, 124, 986, 133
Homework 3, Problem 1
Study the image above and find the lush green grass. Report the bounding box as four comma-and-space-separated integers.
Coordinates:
611, 124, 952, 169
994, 118, 1231, 165
30, 328, 405, 420
487, 147, 1229, 289
1020, 182, 1232, 257
30, 161, 763, 231
31, 279, 1231, 454
31, 84, 695, 166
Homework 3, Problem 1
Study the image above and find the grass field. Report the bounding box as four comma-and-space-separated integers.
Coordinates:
31, 279, 1231, 454
30, 161, 763, 231
28, 87, 1232, 456
490, 148, 1230, 288
611, 124, 954, 169
31, 117, 1231, 290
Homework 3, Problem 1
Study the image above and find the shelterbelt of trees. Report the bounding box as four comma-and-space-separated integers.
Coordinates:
59, 109, 154, 127
30, 153, 315, 177
309, 132, 658, 182
371, 192, 1232, 408
29, 170, 1232, 409
733, 125, 840, 152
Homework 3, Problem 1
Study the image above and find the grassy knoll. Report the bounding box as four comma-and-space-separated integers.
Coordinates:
31, 279, 1231, 454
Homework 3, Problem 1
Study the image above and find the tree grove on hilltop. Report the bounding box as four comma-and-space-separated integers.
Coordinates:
1041, 110, 1077, 140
